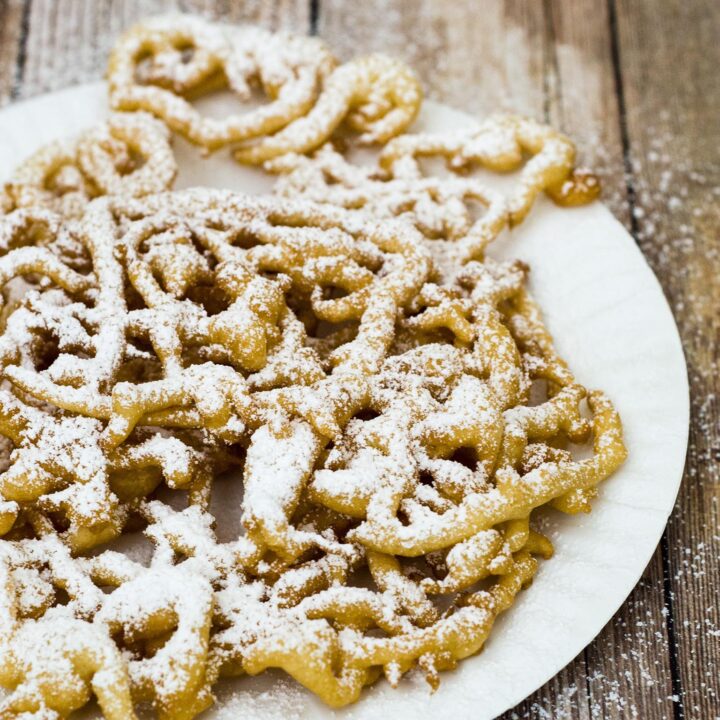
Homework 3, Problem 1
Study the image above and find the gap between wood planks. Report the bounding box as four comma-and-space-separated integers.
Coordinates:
606, 1, 684, 718
11, 1, 31, 101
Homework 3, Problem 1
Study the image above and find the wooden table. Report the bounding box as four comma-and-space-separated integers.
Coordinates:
1, 1, 717, 717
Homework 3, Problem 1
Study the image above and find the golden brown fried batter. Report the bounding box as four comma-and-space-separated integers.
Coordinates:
0, 16, 621, 720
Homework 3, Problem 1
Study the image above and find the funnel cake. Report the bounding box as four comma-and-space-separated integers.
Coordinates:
0, 185, 625, 718
0, 15, 625, 720
108, 16, 421, 160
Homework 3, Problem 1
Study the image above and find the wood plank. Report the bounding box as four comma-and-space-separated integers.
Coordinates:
13, 0, 310, 100
545, 0, 630, 226
614, 1, 720, 718
0, 0, 25, 105
177, 0, 309, 29
318, 0, 547, 117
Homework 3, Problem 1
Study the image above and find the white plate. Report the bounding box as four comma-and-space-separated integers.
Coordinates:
0, 83, 689, 720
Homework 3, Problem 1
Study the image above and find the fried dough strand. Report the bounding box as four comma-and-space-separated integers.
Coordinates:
0, 15, 623, 719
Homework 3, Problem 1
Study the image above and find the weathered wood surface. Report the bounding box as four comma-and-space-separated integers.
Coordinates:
615, 4, 720, 720
0, 0, 24, 102
0, 1, 717, 718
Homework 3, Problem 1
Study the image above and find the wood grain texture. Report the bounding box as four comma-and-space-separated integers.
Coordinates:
0, 0, 25, 105
614, 1, 720, 718
545, 0, 629, 225
319, 0, 546, 117
0, 1, 718, 718
12, 0, 310, 100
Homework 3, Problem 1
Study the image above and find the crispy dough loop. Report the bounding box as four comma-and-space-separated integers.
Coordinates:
233, 54, 423, 164
380, 114, 601, 226
0, 388, 219, 551
2, 114, 176, 219
270, 116, 600, 270
269, 141, 509, 270
348, 390, 627, 556
108, 15, 337, 152
76, 113, 177, 198
97, 567, 215, 720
